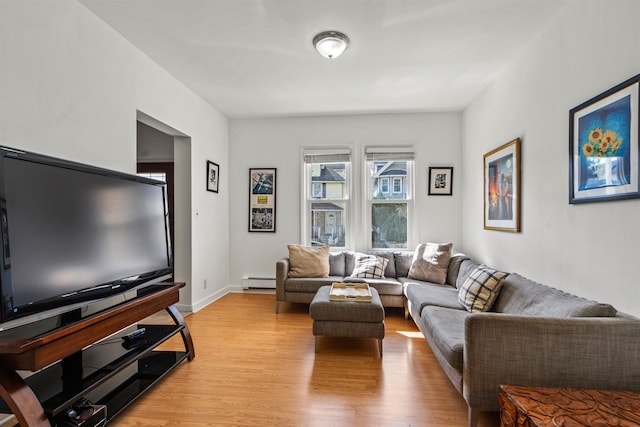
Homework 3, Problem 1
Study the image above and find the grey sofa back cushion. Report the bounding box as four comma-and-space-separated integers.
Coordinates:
376, 252, 396, 278
329, 252, 346, 277
394, 251, 414, 278
494, 273, 617, 317
344, 251, 396, 278
446, 252, 470, 287
455, 259, 481, 289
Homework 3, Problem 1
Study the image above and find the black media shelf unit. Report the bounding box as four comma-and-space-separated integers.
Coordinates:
0, 283, 195, 427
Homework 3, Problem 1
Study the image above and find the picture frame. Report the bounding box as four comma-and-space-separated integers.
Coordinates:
484, 138, 521, 232
206, 160, 219, 193
569, 74, 640, 204
428, 166, 453, 196
249, 168, 276, 232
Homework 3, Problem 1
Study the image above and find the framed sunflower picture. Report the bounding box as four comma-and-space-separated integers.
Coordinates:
569, 74, 640, 203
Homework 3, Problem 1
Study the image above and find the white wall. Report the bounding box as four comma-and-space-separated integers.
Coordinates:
462, 0, 640, 316
0, 0, 230, 312
228, 113, 462, 288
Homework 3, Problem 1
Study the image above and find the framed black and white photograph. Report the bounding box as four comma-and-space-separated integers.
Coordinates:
249, 168, 276, 232
428, 166, 453, 196
207, 160, 219, 193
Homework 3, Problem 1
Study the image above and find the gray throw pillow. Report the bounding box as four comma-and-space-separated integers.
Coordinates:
407, 242, 453, 284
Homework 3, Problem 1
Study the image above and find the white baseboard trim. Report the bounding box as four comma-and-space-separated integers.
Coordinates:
177, 285, 274, 314
191, 285, 243, 312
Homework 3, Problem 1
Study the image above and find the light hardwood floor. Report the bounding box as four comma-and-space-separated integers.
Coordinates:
118, 293, 500, 427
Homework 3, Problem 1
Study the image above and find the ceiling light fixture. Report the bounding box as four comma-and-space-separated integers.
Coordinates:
313, 31, 349, 59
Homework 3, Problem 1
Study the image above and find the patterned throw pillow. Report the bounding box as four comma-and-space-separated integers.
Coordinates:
350, 254, 389, 279
458, 265, 508, 312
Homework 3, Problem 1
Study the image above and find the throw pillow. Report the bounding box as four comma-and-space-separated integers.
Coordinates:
458, 265, 508, 313
407, 242, 453, 284
287, 244, 330, 278
349, 253, 389, 279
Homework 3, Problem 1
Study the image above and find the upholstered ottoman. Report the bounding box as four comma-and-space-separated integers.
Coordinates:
309, 285, 385, 357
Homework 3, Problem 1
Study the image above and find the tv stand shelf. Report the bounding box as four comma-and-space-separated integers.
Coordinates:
0, 283, 194, 426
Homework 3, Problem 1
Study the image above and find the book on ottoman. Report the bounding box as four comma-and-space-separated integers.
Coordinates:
329, 283, 372, 302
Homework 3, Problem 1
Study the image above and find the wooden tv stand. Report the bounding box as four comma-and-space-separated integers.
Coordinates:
0, 283, 194, 426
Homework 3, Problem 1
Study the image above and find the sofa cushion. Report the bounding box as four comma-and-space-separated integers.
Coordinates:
345, 276, 403, 296
446, 252, 470, 287
329, 251, 346, 276
403, 280, 463, 311
456, 259, 481, 289
374, 251, 397, 278
493, 273, 618, 317
350, 253, 389, 279
421, 306, 470, 372
408, 242, 453, 284
287, 244, 330, 278
284, 276, 343, 293
394, 251, 414, 278
458, 265, 507, 313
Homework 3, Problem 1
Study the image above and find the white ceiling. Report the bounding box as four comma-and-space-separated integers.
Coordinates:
80, 0, 570, 119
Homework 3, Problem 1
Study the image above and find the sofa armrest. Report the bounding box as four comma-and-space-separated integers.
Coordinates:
275, 258, 290, 304
463, 313, 640, 411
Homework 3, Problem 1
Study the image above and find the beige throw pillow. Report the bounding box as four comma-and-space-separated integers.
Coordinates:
458, 265, 507, 313
287, 244, 330, 278
407, 242, 453, 284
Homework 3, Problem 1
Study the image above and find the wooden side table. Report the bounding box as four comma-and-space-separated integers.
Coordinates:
499, 385, 640, 427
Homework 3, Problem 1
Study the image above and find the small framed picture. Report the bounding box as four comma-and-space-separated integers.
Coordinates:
207, 160, 219, 193
428, 167, 453, 196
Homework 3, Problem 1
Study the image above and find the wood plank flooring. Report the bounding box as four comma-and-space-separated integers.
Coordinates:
117, 293, 500, 426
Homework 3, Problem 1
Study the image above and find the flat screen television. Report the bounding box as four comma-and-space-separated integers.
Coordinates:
0, 146, 173, 327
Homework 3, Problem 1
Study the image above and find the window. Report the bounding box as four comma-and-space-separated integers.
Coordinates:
365, 147, 414, 250
311, 182, 323, 198
303, 149, 351, 248
393, 177, 402, 194
380, 178, 389, 194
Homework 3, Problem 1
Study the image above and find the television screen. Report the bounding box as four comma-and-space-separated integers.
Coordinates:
0, 147, 172, 325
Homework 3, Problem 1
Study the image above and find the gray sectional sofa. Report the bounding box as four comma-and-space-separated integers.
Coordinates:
275, 248, 640, 427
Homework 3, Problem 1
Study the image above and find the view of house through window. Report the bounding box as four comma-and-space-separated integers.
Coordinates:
303, 150, 351, 248
366, 148, 414, 249
310, 162, 347, 247
302, 147, 413, 250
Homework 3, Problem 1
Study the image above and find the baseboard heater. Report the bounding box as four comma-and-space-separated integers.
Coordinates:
242, 276, 276, 289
